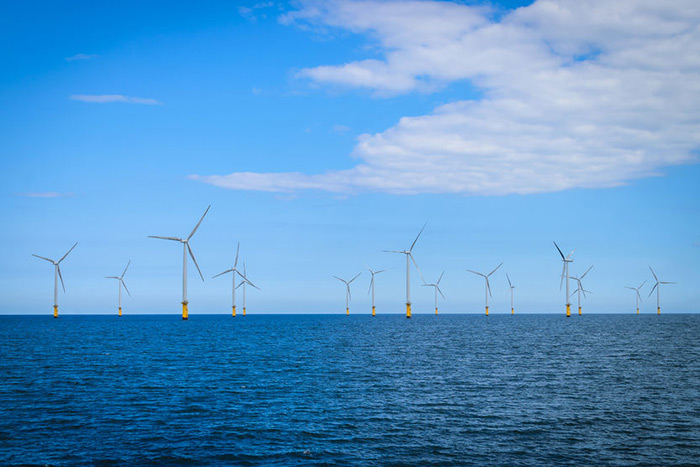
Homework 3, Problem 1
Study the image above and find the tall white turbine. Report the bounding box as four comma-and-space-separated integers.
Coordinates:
506, 273, 515, 315
149, 205, 210, 320
554, 241, 575, 317
334, 273, 361, 315
105, 260, 131, 317
367, 267, 386, 316
422, 271, 445, 315
383, 223, 426, 319
570, 265, 593, 316
467, 262, 503, 316
625, 280, 646, 315
212, 243, 254, 317
648, 267, 676, 315
32, 242, 78, 318
236, 263, 260, 316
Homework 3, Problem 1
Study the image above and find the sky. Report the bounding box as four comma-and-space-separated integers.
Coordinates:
1, 0, 699, 315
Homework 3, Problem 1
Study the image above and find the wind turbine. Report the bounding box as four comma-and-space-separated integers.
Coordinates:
506, 273, 515, 315
105, 260, 131, 317
32, 242, 78, 318
422, 271, 445, 315
648, 267, 676, 315
625, 280, 646, 315
236, 263, 260, 316
149, 205, 210, 320
212, 243, 254, 317
554, 241, 575, 317
383, 223, 426, 319
367, 267, 385, 316
467, 262, 503, 316
334, 273, 361, 315
570, 265, 593, 316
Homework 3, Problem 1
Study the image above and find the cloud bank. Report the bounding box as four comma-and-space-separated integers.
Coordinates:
65, 53, 99, 61
192, 0, 700, 195
70, 94, 162, 105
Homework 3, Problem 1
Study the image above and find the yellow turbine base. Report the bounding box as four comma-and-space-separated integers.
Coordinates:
485, 306, 489, 316
566, 304, 571, 317
511, 308, 514, 315
53, 305, 58, 318
657, 307, 660, 315
232, 306, 236, 317
346, 308, 349, 316
118, 307, 122, 317
372, 306, 376, 316
435, 307, 438, 316
182, 302, 188, 320
243, 308, 246, 316
636, 308, 639, 315
406, 303, 411, 319
578, 307, 582, 316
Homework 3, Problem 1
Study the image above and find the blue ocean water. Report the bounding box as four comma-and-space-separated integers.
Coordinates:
1, 314, 699, 466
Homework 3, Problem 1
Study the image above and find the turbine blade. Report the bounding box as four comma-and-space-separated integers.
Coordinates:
121, 260, 131, 279
638, 280, 646, 290
234, 242, 240, 269
32, 254, 54, 263
347, 285, 352, 302
333, 276, 346, 284
188, 205, 211, 240
148, 236, 182, 242
486, 278, 492, 298
349, 273, 361, 284
567, 249, 576, 259
375, 269, 386, 274
243, 262, 247, 276
409, 222, 427, 252
581, 265, 593, 279
57, 265, 66, 293
409, 253, 425, 283
437, 271, 444, 285
660, 281, 676, 284
487, 262, 503, 277
648, 266, 658, 281
437, 286, 446, 300
382, 250, 404, 254
57, 242, 78, 264
648, 283, 658, 297
247, 281, 260, 290
559, 264, 565, 291
637, 291, 642, 302
236, 282, 245, 289
105, 276, 119, 279
506, 273, 512, 288
212, 269, 232, 279
368, 277, 373, 295
553, 241, 565, 260
187, 243, 204, 282
466, 269, 485, 277
625, 286, 635, 290
121, 280, 131, 297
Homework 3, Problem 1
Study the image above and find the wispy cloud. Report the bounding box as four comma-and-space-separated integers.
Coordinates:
18, 192, 74, 198
65, 53, 99, 62
194, 0, 700, 196
70, 94, 162, 105
332, 124, 351, 133
239, 2, 275, 21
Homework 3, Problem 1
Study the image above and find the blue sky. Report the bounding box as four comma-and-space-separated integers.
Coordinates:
1, 0, 698, 315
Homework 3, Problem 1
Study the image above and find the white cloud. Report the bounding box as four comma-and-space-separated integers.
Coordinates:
18, 192, 74, 198
332, 124, 351, 133
193, 0, 700, 195
65, 53, 98, 61
70, 94, 162, 105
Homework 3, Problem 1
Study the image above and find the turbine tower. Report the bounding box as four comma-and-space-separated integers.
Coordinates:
625, 280, 646, 315
236, 263, 260, 316
422, 271, 445, 315
648, 267, 676, 315
105, 260, 131, 317
32, 242, 78, 318
554, 241, 575, 317
212, 243, 254, 317
467, 262, 502, 316
367, 267, 385, 316
149, 205, 210, 320
506, 273, 515, 315
334, 273, 361, 315
570, 265, 593, 316
383, 223, 426, 319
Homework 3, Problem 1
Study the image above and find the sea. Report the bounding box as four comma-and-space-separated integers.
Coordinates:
1, 313, 699, 466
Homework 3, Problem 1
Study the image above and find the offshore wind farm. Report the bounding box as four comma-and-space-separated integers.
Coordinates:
2, 0, 699, 465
